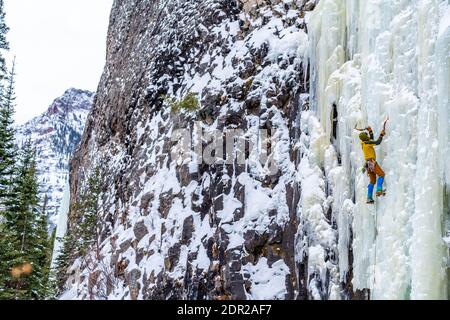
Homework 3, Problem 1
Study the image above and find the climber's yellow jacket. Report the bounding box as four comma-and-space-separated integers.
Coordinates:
359, 128, 385, 161
361, 142, 377, 161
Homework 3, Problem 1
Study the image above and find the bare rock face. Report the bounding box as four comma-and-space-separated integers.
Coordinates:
64, 0, 337, 300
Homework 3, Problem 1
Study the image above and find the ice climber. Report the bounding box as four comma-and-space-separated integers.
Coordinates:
359, 126, 386, 204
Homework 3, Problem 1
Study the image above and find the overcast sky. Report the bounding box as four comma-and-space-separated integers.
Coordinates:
4, 0, 113, 124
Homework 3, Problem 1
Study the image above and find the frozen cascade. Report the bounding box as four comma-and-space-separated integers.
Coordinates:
306, 0, 450, 299
51, 183, 71, 270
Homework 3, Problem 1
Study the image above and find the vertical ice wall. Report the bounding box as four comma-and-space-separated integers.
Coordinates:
437, 4, 450, 185
51, 183, 71, 270
306, 0, 450, 299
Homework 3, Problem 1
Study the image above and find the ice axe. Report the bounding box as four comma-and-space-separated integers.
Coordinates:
382, 117, 389, 134
354, 124, 369, 132
354, 125, 367, 132
354, 117, 389, 133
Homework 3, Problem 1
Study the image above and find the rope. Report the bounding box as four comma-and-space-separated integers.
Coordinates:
372, 117, 388, 298
372, 199, 379, 299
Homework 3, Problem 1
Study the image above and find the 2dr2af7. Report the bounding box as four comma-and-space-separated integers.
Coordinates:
221, 304, 272, 315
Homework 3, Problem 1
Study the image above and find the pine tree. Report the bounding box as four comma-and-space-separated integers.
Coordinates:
0, 58, 16, 206
0, 0, 11, 205
52, 233, 78, 294
77, 167, 101, 256
0, 0, 9, 78
0, 141, 51, 299
52, 168, 102, 296
0, 0, 9, 296
31, 195, 52, 299
1, 141, 39, 299
0, 61, 21, 300
0, 223, 21, 299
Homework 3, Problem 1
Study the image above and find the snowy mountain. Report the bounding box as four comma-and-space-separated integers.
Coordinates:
58, 0, 450, 300
16, 88, 94, 228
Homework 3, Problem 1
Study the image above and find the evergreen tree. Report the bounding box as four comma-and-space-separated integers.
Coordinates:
0, 223, 21, 299
77, 167, 101, 255
52, 233, 78, 294
0, 0, 9, 78
0, 58, 16, 205
52, 168, 102, 296
0, 0, 11, 204
0, 61, 21, 300
31, 195, 52, 299
0, 141, 51, 299
2, 141, 40, 299
46, 228, 57, 300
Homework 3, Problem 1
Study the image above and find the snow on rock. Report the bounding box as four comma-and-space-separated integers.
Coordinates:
61, 0, 316, 300
58, 0, 449, 301
16, 88, 94, 228
242, 257, 290, 300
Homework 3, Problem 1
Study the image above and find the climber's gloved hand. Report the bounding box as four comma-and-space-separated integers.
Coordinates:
366, 126, 373, 132
380, 130, 386, 136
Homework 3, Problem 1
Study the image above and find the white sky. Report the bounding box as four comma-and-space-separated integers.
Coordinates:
4, 0, 113, 124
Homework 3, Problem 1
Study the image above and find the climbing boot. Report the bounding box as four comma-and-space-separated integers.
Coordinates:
367, 198, 375, 204
376, 190, 386, 197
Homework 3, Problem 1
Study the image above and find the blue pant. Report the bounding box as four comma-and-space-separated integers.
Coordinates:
368, 177, 385, 199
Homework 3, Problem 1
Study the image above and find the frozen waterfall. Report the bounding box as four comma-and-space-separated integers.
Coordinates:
51, 183, 71, 270
305, 0, 450, 299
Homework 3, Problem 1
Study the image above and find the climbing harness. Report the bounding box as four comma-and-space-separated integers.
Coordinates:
367, 160, 376, 172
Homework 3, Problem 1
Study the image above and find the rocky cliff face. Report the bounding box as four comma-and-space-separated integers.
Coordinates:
61, 0, 349, 300
16, 88, 94, 227
59, 0, 450, 301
